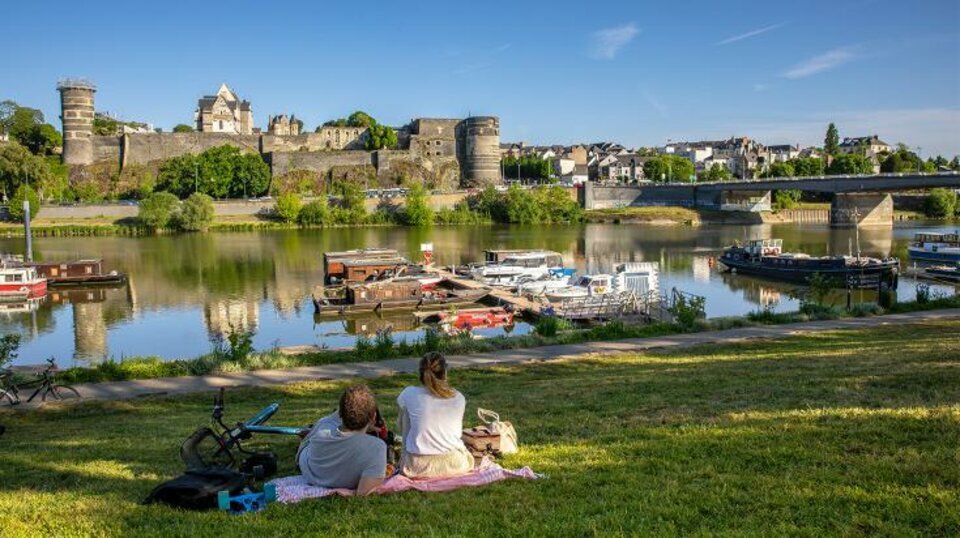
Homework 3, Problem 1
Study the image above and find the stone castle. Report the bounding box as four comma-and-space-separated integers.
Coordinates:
57, 80, 501, 188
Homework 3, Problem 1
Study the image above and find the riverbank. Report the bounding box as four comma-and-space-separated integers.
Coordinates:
13, 294, 956, 387
1, 319, 956, 534
583, 205, 931, 225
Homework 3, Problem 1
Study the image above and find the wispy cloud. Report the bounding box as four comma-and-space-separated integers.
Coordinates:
642, 89, 667, 118
783, 46, 859, 79
589, 23, 639, 60
717, 23, 784, 45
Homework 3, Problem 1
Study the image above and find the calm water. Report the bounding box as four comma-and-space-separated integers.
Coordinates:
1, 221, 956, 367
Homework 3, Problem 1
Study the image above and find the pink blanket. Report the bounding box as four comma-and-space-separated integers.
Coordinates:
269, 457, 541, 504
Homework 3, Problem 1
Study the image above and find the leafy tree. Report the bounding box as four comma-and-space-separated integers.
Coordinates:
773, 189, 802, 210
8, 184, 40, 221
329, 180, 367, 224
0, 100, 18, 134
880, 147, 924, 173
274, 192, 302, 223
137, 192, 179, 229
172, 124, 194, 133
232, 152, 271, 198
644, 155, 695, 182
0, 333, 20, 369
156, 153, 199, 198
503, 184, 542, 224
924, 188, 957, 219
156, 146, 269, 199
176, 192, 215, 231
298, 199, 332, 226
703, 162, 732, 181
790, 157, 825, 176
346, 111, 376, 128
766, 161, 795, 178
534, 185, 583, 223
824, 123, 839, 156
827, 153, 873, 175
950, 156, 960, 171
365, 123, 398, 151
93, 116, 120, 136
7, 106, 44, 142
22, 124, 62, 155
0, 142, 52, 200
501, 156, 553, 182
399, 183, 433, 226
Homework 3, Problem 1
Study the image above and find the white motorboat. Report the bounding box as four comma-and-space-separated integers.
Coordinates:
470, 250, 565, 287
516, 268, 577, 295
545, 262, 659, 302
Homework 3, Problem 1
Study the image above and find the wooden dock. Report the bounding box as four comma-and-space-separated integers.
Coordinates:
435, 269, 547, 317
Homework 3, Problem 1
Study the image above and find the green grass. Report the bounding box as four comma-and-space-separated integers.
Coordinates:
1, 321, 957, 535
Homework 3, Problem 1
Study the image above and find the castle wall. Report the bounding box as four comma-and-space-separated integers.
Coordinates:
122, 132, 261, 165
92, 136, 122, 163
270, 150, 374, 177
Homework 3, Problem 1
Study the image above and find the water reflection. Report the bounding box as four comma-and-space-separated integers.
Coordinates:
0, 221, 955, 366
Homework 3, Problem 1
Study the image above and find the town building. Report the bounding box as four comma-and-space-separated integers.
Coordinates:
194, 83, 254, 135
267, 114, 301, 136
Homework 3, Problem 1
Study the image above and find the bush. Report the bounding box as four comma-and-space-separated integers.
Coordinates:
915, 283, 930, 305
534, 316, 571, 337
399, 183, 433, 226
138, 192, 179, 229
176, 192, 215, 231
773, 189, 802, 210
923, 188, 957, 218
274, 192, 302, 223
0, 334, 20, 369
8, 184, 40, 221
298, 199, 332, 226
670, 293, 706, 330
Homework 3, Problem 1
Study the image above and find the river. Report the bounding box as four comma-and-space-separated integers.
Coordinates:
0, 221, 956, 367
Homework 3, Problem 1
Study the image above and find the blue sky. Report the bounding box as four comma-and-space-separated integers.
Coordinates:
2, 0, 959, 156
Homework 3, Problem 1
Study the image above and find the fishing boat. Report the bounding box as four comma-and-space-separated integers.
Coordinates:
0, 263, 47, 301
919, 263, 960, 283
469, 250, 565, 287
719, 239, 899, 289
544, 263, 660, 302
28, 259, 126, 286
415, 306, 515, 333
907, 232, 960, 263
312, 277, 487, 315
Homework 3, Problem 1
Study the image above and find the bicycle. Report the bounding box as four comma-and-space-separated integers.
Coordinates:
0, 358, 81, 405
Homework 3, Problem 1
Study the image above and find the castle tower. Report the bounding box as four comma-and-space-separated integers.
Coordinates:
459, 116, 501, 187
57, 78, 97, 166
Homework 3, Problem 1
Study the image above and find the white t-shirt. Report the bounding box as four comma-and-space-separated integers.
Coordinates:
396, 385, 466, 455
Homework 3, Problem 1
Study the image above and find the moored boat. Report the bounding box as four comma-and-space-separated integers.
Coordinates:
0, 263, 47, 300
907, 232, 960, 263
919, 262, 960, 282
415, 306, 515, 332
719, 239, 899, 289
544, 262, 660, 302
469, 250, 564, 287
28, 259, 126, 286
312, 277, 487, 315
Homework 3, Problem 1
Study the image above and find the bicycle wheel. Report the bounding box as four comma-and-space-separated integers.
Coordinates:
42, 385, 81, 402
0, 388, 20, 406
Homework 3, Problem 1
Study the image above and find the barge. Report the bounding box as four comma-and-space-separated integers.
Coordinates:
313, 277, 487, 315
908, 232, 960, 263
28, 259, 126, 286
719, 239, 899, 289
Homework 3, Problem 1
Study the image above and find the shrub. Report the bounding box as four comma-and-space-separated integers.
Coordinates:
0, 334, 20, 369
176, 192, 215, 231
274, 192, 302, 223
298, 199, 332, 226
915, 282, 930, 305
534, 316, 570, 337
373, 330, 395, 357
923, 188, 957, 218
399, 183, 433, 226
773, 189, 802, 210
670, 293, 706, 330
138, 192, 179, 229
8, 184, 40, 221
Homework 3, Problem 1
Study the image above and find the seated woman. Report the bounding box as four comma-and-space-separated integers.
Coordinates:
396, 352, 474, 478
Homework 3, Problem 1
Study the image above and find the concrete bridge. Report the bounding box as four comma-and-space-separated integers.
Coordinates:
583, 172, 960, 227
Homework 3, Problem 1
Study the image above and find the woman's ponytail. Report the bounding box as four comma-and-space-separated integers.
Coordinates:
419, 351, 455, 399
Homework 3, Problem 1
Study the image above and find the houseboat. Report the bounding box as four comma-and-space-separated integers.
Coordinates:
0, 264, 47, 301
322, 249, 408, 285
907, 232, 960, 263
544, 262, 660, 301
28, 259, 126, 286
313, 277, 487, 315
719, 239, 899, 289
469, 250, 565, 287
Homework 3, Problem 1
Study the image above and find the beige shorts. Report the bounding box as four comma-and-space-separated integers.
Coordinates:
400, 446, 475, 478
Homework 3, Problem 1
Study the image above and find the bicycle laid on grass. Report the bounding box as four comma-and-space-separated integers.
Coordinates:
0, 358, 81, 405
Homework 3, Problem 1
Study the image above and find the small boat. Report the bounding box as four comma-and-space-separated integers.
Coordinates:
322, 248, 407, 285
0, 263, 47, 300
415, 307, 515, 332
470, 250, 564, 287
516, 268, 577, 296
28, 259, 126, 286
313, 277, 487, 315
719, 239, 899, 289
908, 232, 960, 263
920, 263, 960, 283
544, 262, 660, 302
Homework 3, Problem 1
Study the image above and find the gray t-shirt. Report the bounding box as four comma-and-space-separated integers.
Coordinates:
296, 412, 386, 489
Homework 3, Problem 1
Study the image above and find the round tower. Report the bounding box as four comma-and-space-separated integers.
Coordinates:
57, 78, 97, 166
459, 116, 501, 187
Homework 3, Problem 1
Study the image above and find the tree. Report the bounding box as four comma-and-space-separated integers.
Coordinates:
400, 183, 433, 226
138, 192, 179, 229
950, 156, 960, 171
232, 152, 271, 198
176, 193, 215, 231
703, 162, 732, 181
644, 155, 694, 182
7, 106, 44, 142
765, 161, 795, 178
773, 189, 802, 210
0, 100, 17, 134
0, 142, 52, 200
172, 124, 194, 133
156, 146, 270, 199
298, 199, 332, 226
365, 123, 398, 151
827, 153, 873, 175
880, 147, 923, 173
824, 123, 839, 156
330, 180, 367, 224
274, 192, 302, 223
22, 124, 62, 156
346, 111, 376, 128
92, 116, 119, 136
790, 157, 824, 176
924, 188, 957, 219
8, 184, 40, 221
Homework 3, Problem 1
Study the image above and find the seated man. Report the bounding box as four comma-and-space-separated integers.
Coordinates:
296, 384, 386, 495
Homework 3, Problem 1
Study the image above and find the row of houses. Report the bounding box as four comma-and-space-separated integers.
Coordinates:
500, 135, 892, 183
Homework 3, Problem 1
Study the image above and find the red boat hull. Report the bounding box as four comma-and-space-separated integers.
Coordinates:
0, 280, 47, 298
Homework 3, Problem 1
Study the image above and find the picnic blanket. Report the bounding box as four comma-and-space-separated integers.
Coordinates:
270, 457, 541, 504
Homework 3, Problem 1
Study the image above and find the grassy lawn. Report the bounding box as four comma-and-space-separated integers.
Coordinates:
1, 321, 958, 535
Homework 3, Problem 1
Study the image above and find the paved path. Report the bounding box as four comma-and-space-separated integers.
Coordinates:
13, 309, 960, 408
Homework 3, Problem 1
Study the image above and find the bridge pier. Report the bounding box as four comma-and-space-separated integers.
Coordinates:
830, 193, 893, 227
718, 190, 771, 212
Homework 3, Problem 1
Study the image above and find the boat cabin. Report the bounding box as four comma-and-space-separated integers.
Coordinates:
615, 262, 660, 296
323, 249, 407, 284
497, 251, 564, 268
30, 259, 104, 279
913, 233, 960, 245
346, 279, 422, 306
482, 250, 563, 266
743, 239, 783, 257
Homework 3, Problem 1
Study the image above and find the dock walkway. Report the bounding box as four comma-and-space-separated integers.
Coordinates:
10, 308, 958, 408
435, 269, 546, 316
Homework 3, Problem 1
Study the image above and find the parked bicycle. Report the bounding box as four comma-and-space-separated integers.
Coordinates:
0, 358, 80, 405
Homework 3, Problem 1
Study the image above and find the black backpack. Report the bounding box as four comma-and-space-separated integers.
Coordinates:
143, 467, 247, 511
